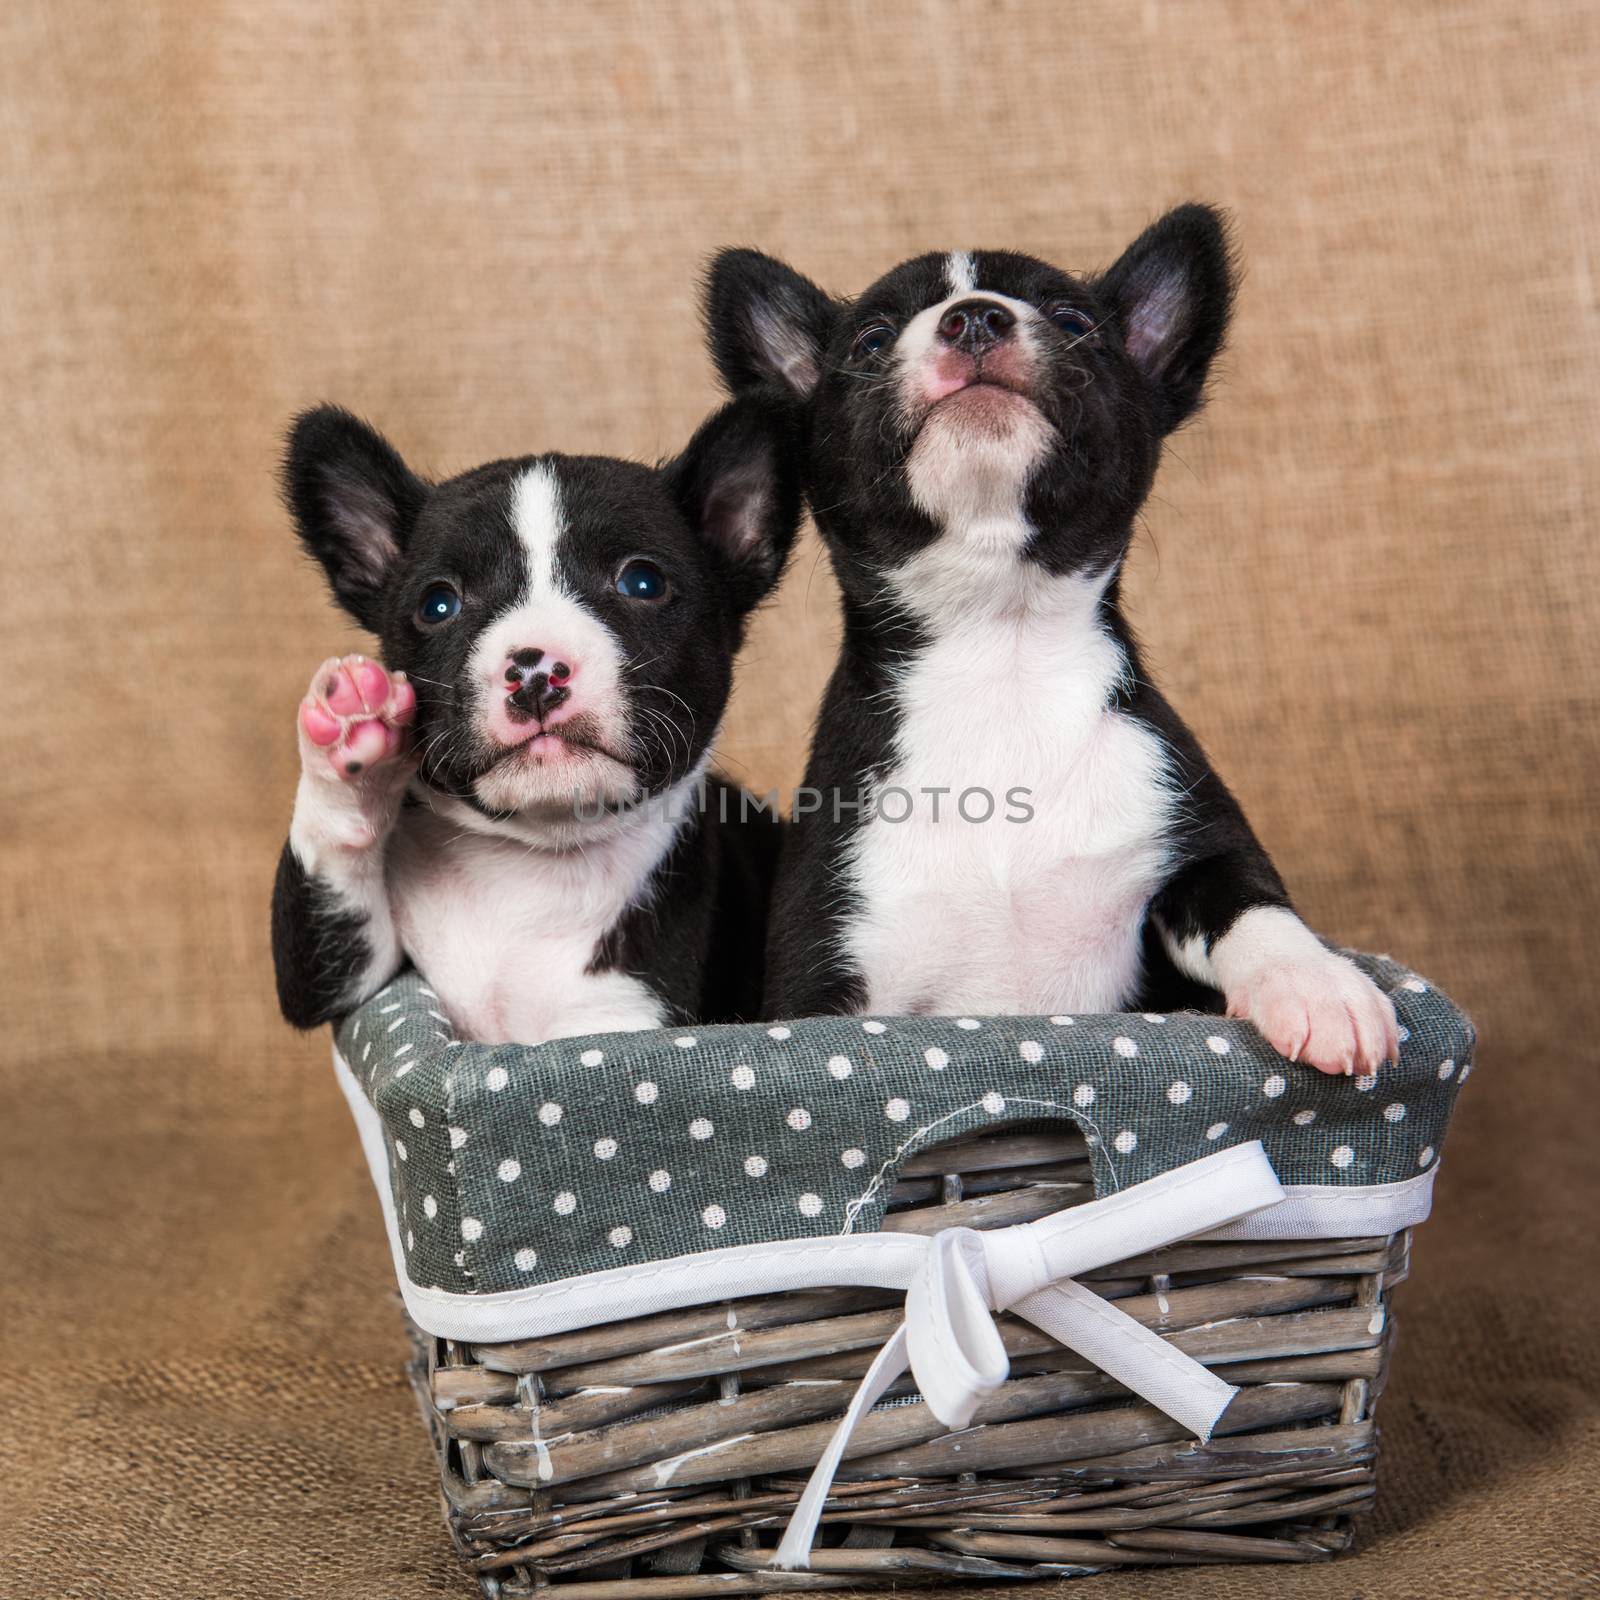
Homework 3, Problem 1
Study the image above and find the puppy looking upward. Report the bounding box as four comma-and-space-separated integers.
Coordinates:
272, 396, 800, 1043
704, 209, 1397, 1075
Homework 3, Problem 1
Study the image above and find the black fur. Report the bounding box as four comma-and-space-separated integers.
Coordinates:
595, 774, 784, 1025
271, 397, 802, 1031
271, 842, 375, 1029
281, 399, 801, 811
282, 407, 427, 632
704, 207, 1294, 1018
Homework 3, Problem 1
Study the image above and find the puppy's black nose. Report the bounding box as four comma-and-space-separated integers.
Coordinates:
504, 649, 573, 719
937, 298, 1015, 352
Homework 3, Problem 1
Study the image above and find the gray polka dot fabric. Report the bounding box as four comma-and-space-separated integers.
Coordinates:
335, 952, 1474, 1297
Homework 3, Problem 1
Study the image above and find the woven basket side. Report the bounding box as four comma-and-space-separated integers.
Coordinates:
407, 1122, 1399, 1595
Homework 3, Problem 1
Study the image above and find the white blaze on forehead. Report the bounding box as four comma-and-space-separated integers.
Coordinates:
466, 460, 632, 811
945, 251, 977, 297
510, 461, 566, 595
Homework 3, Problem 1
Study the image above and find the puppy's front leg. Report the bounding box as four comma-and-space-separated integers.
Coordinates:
272, 655, 416, 1028
1153, 857, 1399, 1077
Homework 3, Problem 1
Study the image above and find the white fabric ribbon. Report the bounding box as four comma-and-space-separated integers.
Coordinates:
772, 1140, 1285, 1568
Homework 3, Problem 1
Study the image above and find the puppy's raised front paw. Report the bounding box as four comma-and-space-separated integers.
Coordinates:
1226, 948, 1399, 1077
299, 655, 416, 783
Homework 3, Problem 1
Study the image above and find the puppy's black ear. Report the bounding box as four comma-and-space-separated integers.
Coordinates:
703, 249, 836, 399
664, 392, 804, 616
282, 406, 427, 630
1097, 205, 1235, 435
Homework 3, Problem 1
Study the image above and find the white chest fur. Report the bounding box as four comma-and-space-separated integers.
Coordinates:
843, 562, 1174, 1015
385, 798, 680, 1044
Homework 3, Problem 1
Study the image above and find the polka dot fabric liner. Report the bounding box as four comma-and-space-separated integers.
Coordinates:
336, 951, 1474, 1297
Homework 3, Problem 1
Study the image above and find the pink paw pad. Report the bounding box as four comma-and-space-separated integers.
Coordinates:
337, 718, 398, 773
299, 656, 416, 781
300, 700, 343, 746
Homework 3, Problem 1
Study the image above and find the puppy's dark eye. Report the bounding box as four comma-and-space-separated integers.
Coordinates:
416, 583, 462, 626
1045, 302, 1096, 338
852, 322, 897, 359
614, 558, 669, 602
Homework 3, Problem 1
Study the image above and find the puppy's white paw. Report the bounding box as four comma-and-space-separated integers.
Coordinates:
293, 655, 417, 857
1212, 908, 1400, 1077
1226, 955, 1399, 1077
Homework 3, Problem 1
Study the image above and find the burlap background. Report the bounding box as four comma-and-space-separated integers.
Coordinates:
3, 3, 1595, 1595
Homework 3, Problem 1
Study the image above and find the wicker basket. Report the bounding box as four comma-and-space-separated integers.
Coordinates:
406, 1123, 1401, 1596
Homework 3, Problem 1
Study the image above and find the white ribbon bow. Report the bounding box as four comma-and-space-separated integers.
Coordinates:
773, 1139, 1285, 1568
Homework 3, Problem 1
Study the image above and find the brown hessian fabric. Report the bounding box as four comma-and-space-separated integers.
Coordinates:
2, 3, 1595, 1595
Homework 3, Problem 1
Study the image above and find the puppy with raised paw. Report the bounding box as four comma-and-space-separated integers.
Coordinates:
272, 395, 800, 1043
705, 208, 1397, 1075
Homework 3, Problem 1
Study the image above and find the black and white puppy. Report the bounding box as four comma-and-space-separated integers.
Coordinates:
704, 207, 1398, 1075
271, 396, 799, 1043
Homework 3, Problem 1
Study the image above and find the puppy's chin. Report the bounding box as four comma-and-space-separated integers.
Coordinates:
906, 390, 1056, 537
926, 382, 1040, 435
472, 747, 640, 820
